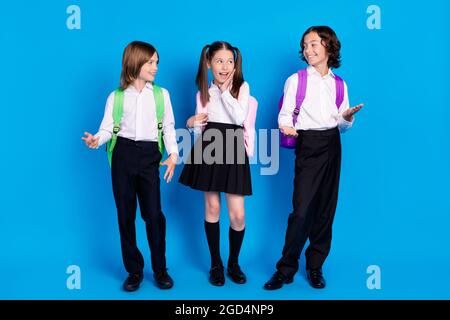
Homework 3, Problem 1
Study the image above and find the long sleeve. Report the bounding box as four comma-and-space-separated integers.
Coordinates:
94, 92, 115, 147
161, 89, 179, 155
278, 74, 298, 128
187, 121, 203, 135
337, 81, 354, 133
220, 82, 250, 126
187, 92, 206, 135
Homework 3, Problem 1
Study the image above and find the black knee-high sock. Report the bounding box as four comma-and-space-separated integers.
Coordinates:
228, 227, 245, 266
204, 221, 222, 267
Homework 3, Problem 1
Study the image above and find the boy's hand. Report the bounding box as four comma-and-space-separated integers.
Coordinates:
82, 132, 99, 149
161, 153, 177, 183
187, 113, 208, 128
342, 103, 364, 122
279, 126, 298, 137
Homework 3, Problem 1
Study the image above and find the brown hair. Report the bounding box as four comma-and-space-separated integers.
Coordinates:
120, 41, 158, 90
195, 41, 244, 106
300, 26, 342, 69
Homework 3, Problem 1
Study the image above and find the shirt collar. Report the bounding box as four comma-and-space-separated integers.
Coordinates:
210, 81, 220, 90
125, 82, 154, 93
307, 65, 335, 79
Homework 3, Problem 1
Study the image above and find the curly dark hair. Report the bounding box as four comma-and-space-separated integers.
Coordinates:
299, 26, 341, 69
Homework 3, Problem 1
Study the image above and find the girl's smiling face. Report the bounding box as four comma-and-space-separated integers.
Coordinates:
139, 52, 159, 82
303, 32, 329, 68
208, 49, 235, 85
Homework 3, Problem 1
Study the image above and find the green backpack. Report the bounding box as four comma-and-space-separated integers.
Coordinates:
106, 85, 165, 166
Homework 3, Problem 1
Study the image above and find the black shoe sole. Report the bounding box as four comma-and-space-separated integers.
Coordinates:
156, 282, 174, 290
123, 278, 143, 292
263, 277, 294, 290
227, 272, 247, 284
209, 279, 225, 286
123, 285, 139, 292
307, 276, 326, 289
308, 282, 326, 289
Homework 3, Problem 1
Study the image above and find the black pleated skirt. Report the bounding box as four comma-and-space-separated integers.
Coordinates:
179, 122, 252, 196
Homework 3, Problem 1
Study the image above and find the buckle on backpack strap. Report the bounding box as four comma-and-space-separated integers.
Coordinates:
293, 108, 300, 115
158, 122, 163, 130
113, 125, 120, 134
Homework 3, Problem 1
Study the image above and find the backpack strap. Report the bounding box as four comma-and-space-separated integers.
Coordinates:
107, 89, 124, 167
292, 69, 308, 126
106, 85, 166, 167
153, 85, 165, 156
334, 75, 344, 109
243, 96, 258, 157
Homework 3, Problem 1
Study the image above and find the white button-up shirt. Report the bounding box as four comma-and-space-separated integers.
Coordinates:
278, 66, 353, 132
95, 82, 178, 155
204, 81, 250, 126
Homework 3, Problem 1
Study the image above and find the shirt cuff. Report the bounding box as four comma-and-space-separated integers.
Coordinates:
278, 117, 294, 129
94, 132, 106, 149
165, 143, 179, 157
338, 116, 354, 133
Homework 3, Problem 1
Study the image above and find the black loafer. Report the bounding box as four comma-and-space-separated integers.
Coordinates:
209, 265, 225, 286
227, 263, 247, 284
154, 269, 174, 289
306, 269, 326, 289
263, 271, 293, 290
123, 272, 144, 292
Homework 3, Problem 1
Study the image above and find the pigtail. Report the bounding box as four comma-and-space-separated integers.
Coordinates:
230, 46, 244, 100
195, 44, 211, 106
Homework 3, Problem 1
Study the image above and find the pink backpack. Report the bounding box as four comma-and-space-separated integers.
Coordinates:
278, 69, 344, 148
196, 92, 258, 157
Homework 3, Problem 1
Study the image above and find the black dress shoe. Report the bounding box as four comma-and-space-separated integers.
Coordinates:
209, 265, 225, 286
263, 271, 293, 290
154, 269, 174, 289
306, 269, 326, 289
227, 263, 247, 284
123, 272, 143, 292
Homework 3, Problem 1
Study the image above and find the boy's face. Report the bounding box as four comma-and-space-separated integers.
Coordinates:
139, 52, 159, 82
303, 32, 329, 68
207, 49, 235, 85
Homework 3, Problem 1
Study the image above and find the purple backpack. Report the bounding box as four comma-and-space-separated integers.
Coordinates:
278, 69, 345, 148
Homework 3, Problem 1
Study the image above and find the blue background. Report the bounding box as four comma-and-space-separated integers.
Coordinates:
1, 0, 449, 299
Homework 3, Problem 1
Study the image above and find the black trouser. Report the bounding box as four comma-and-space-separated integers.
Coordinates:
111, 137, 166, 275
276, 127, 341, 278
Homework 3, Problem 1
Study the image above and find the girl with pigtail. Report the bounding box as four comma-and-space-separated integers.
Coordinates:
179, 41, 252, 286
